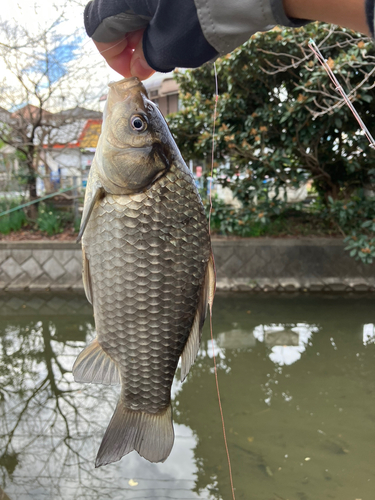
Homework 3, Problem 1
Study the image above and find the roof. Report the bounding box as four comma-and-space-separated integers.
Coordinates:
45, 119, 102, 149
12, 104, 53, 121
53, 107, 102, 120
80, 120, 102, 148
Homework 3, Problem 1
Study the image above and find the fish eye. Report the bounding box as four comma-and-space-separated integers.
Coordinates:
130, 115, 147, 132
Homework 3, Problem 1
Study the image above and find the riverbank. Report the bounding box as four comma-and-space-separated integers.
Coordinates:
0, 238, 374, 292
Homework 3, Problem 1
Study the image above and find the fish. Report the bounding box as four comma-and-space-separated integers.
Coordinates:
72, 77, 215, 467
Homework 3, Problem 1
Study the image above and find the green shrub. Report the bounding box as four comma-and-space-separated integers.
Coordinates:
0, 198, 27, 234
327, 196, 375, 264
36, 204, 64, 236
202, 195, 272, 237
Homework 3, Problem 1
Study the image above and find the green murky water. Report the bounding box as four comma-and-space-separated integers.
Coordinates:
0, 292, 374, 500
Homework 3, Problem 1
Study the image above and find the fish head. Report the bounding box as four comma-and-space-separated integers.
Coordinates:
97, 77, 173, 194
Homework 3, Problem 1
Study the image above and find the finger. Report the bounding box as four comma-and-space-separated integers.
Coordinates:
94, 39, 133, 78
94, 38, 128, 59
105, 45, 134, 78
126, 28, 144, 50
130, 34, 155, 80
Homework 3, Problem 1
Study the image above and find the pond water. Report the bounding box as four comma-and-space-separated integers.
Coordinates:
0, 292, 374, 500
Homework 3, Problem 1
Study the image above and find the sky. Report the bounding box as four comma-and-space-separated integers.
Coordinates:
2, 1, 85, 38
0, 0, 121, 110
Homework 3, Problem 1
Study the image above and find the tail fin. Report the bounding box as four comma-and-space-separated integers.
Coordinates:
95, 403, 174, 467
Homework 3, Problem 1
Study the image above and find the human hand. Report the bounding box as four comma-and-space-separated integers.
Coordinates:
84, 0, 218, 77
94, 28, 155, 81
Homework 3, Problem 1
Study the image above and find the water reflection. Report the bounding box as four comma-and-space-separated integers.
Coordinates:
363, 323, 375, 345
217, 329, 256, 349
0, 294, 212, 500
254, 323, 318, 366
0, 292, 375, 500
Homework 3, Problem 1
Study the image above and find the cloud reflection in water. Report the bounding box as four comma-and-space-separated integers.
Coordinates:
254, 323, 318, 366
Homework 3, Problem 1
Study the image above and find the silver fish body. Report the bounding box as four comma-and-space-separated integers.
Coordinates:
73, 77, 215, 467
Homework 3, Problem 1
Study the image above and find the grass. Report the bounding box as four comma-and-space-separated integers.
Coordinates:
0, 198, 79, 237
0, 198, 27, 234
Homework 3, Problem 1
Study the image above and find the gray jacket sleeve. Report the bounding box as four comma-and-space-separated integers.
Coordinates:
84, 0, 309, 72
194, 0, 307, 56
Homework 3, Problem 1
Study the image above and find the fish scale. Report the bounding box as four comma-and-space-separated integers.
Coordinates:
83, 162, 210, 414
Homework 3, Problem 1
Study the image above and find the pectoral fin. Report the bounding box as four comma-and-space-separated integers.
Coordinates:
72, 338, 120, 385
82, 246, 93, 305
180, 252, 216, 381
76, 183, 104, 242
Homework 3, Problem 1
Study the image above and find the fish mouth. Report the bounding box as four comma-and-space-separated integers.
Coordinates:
110, 144, 152, 154
105, 137, 161, 153
108, 77, 147, 97
108, 76, 139, 88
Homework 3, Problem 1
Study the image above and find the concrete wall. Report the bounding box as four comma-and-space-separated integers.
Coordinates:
0, 242, 82, 291
0, 238, 374, 292
213, 238, 375, 292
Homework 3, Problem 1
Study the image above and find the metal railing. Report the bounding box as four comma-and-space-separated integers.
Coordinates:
0, 185, 79, 218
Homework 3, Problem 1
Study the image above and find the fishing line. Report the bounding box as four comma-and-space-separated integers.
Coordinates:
208, 62, 236, 500
98, 37, 127, 55
308, 39, 375, 148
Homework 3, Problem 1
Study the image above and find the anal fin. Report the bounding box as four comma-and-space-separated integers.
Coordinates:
72, 338, 120, 385
180, 252, 216, 381
82, 246, 93, 305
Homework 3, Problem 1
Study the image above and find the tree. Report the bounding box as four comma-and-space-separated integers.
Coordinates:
0, 10, 104, 216
169, 23, 375, 204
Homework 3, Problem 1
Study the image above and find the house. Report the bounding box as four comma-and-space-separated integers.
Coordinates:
41, 108, 102, 191
0, 145, 22, 195
142, 72, 180, 115
0, 108, 20, 193
0, 106, 11, 125
0, 103, 103, 195
11, 103, 53, 122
